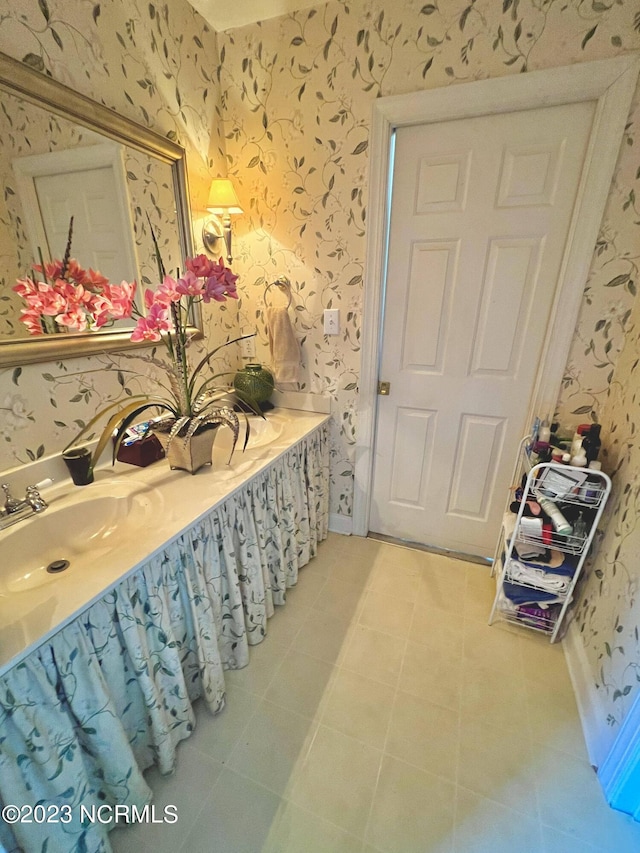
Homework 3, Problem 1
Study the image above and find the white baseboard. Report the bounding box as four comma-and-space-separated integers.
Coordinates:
564, 620, 612, 769
329, 513, 353, 535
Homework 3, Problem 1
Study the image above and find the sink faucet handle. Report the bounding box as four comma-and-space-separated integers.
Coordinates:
26, 484, 48, 512
1, 483, 21, 512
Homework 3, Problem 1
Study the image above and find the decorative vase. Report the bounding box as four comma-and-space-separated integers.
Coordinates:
155, 425, 218, 474
233, 363, 275, 407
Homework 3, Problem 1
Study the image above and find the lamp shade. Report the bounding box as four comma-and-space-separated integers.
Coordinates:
207, 178, 243, 214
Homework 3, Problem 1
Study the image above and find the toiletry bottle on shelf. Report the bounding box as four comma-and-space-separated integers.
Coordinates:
582, 461, 603, 504
570, 434, 584, 458
570, 447, 587, 468
583, 424, 602, 464
537, 496, 573, 535
538, 417, 551, 444
573, 511, 588, 540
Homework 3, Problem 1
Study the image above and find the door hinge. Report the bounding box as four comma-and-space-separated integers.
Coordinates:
377, 381, 391, 396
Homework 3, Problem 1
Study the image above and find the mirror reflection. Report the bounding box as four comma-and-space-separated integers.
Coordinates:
0, 49, 196, 367
0, 89, 182, 341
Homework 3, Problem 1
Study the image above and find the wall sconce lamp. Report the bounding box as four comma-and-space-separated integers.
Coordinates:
202, 178, 243, 265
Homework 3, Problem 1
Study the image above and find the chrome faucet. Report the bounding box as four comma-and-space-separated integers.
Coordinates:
0, 481, 50, 529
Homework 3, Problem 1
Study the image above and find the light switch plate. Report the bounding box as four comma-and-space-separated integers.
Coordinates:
323, 308, 340, 335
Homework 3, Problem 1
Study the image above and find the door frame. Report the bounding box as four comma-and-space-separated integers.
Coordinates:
353, 54, 640, 538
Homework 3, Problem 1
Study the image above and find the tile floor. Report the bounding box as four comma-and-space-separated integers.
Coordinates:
110, 533, 640, 853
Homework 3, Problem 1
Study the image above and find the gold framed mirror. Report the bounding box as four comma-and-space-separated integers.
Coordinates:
0, 50, 198, 368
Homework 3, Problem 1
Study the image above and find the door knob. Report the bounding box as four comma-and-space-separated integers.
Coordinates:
377, 381, 391, 396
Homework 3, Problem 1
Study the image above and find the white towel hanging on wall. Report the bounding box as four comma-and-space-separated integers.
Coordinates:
264, 277, 301, 388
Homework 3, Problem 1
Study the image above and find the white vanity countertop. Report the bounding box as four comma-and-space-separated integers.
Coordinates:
0, 408, 330, 676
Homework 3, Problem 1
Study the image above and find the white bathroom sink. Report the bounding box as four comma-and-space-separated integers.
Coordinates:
215, 414, 284, 453
0, 480, 161, 594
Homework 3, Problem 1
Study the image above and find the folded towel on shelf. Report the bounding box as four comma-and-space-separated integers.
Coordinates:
503, 582, 562, 606
266, 305, 301, 388
512, 545, 575, 576
507, 560, 571, 594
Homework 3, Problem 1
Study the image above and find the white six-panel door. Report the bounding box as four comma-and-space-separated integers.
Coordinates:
369, 101, 595, 557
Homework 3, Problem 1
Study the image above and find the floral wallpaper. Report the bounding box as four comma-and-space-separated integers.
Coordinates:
575, 284, 640, 751
0, 0, 639, 757
216, 0, 640, 750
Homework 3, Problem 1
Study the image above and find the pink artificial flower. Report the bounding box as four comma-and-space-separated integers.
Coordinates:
202, 260, 238, 302
186, 254, 215, 278
37, 283, 68, 316
131, 302, 172, 342
36, 259, 64, 281
56, 306, 88, 331
88, 294, 115, 328
106, 280, 136, 318
83, 267, 110, 290
202, 275, 230, 303
144, 287, 157, 310
154, 275, 182, 306
13, 277, 39, 299
18, 308, 45, 335
130, 318, 161, 342
176, 270, 204, 297
66, 259, 89, 285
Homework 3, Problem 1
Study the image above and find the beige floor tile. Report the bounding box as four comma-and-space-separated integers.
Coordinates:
313, 575, 368, 622
264, 601, 313, 648
264, 648, 336, 719
399, 640, 463, 712
223, 637, 288, 697
457, 718, 539, 816
540, 825, 608, 853
460, 661, 528, 732
341, 624, 406, 688
226, 699, 317, 796
366, 754, 456, 853
525, 676, 588, 758
321, 668, 395, 750
335, 535, 383, 560
463, 564, 498, 621
328, 555, 378, 590
519, 631, 573, 691
180, 767, 283, 853
367, 560, 421, 601
285, 568, 327, 608
112, 535, 637, 853
303, 542, 341, 576
358, 589, 414, 640
385, 691, 459, 782
531, 748, 640, 852
111, 747, 223, 853
374, 543, 441, 574
288, 724, 382, 837
414, 568, 463, 614
454, 787, 543, 853
185, 688, 257, 763
408, 603, 465, 658
263, 802, 364, 853
293, 608, 354, 665
463, 619, 523, 675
